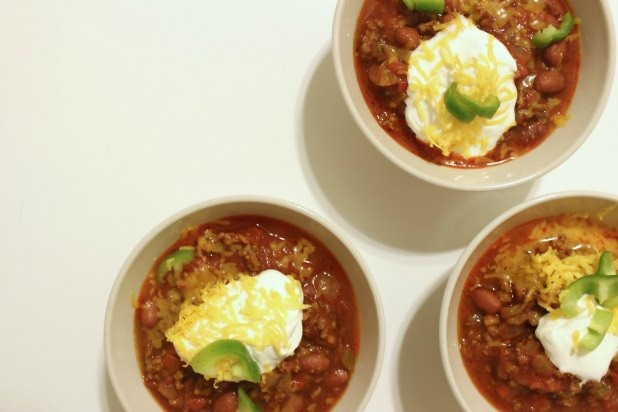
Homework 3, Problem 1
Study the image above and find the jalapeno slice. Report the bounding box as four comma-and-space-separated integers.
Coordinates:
443, 82, 500, 123
580, 308, 614, 352
559, 251, 618, 317
156, 246, 195, 283
558, 252, 618, 352
238, 387, 261, 412
533, 12, 574, 48
402, 0, 444, 14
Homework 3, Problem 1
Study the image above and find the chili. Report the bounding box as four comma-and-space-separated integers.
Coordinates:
135, 215, 360, 412
354, 0, 581, 168
459, 214, 618, 410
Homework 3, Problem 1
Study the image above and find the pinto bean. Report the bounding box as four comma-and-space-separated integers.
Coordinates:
212, 392, 237, 412
140, 300, 159, 328
546, 0, 566, 19
534, 70, 566, 94
394, 26, 421, 50
324, 368, 349, 387
520, 120, 549, 142
471, 288, 502, 314
289, 376, 308, 392
299, 351, 331, 374
162, 348, 182, 373
185, 396, 207, 411
543, 41, 567, 67
281, 394, 305, 412
498, 323, 527, 340
510, 45, 533, 79
302, 282, 317, 302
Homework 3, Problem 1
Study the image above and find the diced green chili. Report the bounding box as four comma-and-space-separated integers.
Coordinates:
443, 82, 500, 123
237, 387, 261, 412
402, 0, 445, 14
156, 246, 195, 283
533, 12, 574, 48
559, 251, 618, 317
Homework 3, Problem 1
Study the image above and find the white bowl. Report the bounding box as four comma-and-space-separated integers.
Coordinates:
440, 191, 618, 411
104, 196, 384, 411
332, 0, 615, 191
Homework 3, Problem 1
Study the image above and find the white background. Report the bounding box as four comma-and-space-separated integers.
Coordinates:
1, 1, 617, 411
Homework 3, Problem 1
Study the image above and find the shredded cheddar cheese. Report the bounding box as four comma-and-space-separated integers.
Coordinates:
405, 14, 517, 157
533, 248, 601, 310
165, 270, 308, 370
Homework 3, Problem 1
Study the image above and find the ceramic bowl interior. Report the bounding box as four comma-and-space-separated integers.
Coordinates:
440, 191, 618, 411
332, 0, 615, 190
104, 196, 384, 411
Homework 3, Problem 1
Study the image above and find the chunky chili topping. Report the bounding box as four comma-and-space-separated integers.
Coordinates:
459, 214, 618, 411
134, 215, 360, 412
354, 0, 580, 168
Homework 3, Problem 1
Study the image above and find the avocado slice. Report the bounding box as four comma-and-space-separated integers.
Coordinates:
237, 387, 261, 412
190, 339, 261, 383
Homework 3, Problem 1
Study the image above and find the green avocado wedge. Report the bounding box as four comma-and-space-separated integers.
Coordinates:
190, 339, 261, 383
237, 387, 261, 412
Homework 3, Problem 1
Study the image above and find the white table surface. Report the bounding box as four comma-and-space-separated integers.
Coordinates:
1, 1, 617, 411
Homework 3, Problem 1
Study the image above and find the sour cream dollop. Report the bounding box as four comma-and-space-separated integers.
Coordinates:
405, 14, 517, 157
535, 295, 618, 383
165, 269, 307, 374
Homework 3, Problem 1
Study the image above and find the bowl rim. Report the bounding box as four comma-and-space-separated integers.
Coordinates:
104, 194, 386, 411
439, 190, 618, 411
332, 0, 616, 191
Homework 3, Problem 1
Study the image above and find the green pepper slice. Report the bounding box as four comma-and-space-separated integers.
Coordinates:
580, 308, 613, 352
559, 251, 618, 317
402, 0, 444, 14
458, 93, 500, 119
190, 339, 261, 383
558, 252, 617, 352
237, 387, 261, 412
533, 12, 574, 48
156, 246, 195, 283
443, 82, 500, 123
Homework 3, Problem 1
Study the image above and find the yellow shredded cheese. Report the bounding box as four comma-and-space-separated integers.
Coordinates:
533, 248, 601, 310
405, 14, 517, 157
165, 271, 308, 367
487, 214, 618, 313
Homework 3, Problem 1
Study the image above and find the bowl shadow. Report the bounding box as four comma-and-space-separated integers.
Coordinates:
296, 47, 537, 253
393, 272, 462, 412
